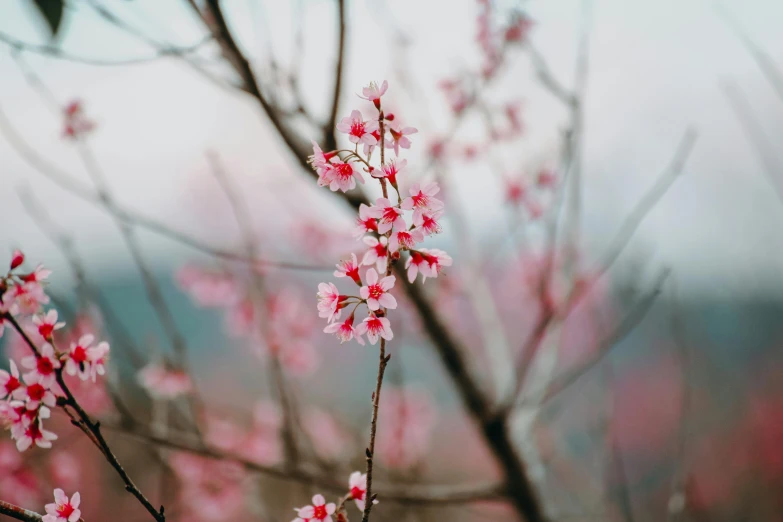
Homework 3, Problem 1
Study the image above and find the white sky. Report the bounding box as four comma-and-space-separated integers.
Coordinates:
1, 0, 783, 297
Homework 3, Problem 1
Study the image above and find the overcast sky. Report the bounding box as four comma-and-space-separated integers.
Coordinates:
1, 0, 783, 297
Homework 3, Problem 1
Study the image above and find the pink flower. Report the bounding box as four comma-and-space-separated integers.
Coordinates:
367, 198, 404, 234
62, 99, 95, 140
359, 269, 397, 311
137, 363, 193, 399
419, 248, 453, 281
401, 182, 443, 211
354, 203, 379, 239
0, 360, 23, 400
32, 310, 65, 341
323, 315, 365, 345
385, 122, 418, 156
10, 250, 24, 270
64, 335, 94, 381
506, 179, 527, 205
9, 282, 50, 315
21, 377, 57, 411
317, 282, 343, 323
176, 265, 240, 308
377, 386, 437, 468
361, 236, 388, 273
537, 168, 557, 188
308, 141, 337, 173
336, 110, 379, 146
81, 341, 109, 383
505, 13, 535, 43
43, 489, 81, 522
413, 208, 443, 235
15, 417, 58, 452
374, 158, 406, 187
349, 471, 374, 511
21, 344, 60, 388
389, 224, 424, 253
295, 494, 336, 522
360, 80, 388, 109
355, 313, 393, 345
20, 264, 52, 284
334, 253, 362, 285
324, 160, 365, 193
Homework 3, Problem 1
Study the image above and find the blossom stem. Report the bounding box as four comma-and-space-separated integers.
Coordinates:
361, 110, 390, 522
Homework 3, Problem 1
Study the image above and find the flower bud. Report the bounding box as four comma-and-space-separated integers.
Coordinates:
10, 250, 24, 270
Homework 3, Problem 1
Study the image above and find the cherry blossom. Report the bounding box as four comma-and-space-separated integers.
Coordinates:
360, 80, 388, 109
389, 224, 424, 253
32, 310, 65, 341
354, 203, 379, 239
10, 250, 24, 270
359, 269, 397, 311
385, 121, 418, 156
19, 264, 52, 284
137, 363, 193, 399
63, 335, 94, 381
9, 282, 50, 316
308, 140, 337, 174
15, 416, 57, 452
334, 253, 362, 285
324, 159, 365, 193
21, 344, 61, 388
0, 360, 22, 400
317, 282, 344, 323
294, 494, 336, 522
361, 236, 389, 273
367, 197, 405, 234
336, 110, 379, 146
21, 377, 57, 410
43, 489, 81, 522
401, 182, 443, 211
323, 315, 365, 345
537, 168, 557, 188
419, 248, 453, 281
355, 313, 393, 345
374, 158, 406, 187
62, 99, 95, 139
413, 208, 443, 235
349, 471, 372, 511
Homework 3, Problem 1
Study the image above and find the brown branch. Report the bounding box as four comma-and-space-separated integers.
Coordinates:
323, 0, 347, 151
0, 30, 210, 67
0, 500, 43, 522
4, 314, 165, 522
362, 114, 391, 522
99, 420, 504, 505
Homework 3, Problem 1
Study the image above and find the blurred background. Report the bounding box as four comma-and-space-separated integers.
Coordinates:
1, 0, 783, 521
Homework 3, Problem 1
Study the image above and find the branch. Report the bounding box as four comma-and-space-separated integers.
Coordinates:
507, 130, 697, 407
99, 421, 504, 505
0, 30, 210, 67
0, 500, 43, 522
518, 268, 670, 409
4, 314, 165, 522
323, 0, 347, 150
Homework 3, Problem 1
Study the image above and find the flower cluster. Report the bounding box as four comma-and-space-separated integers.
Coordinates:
311, 81, 452, 346
291, 471, 374, 522
0, 251, 110, 452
